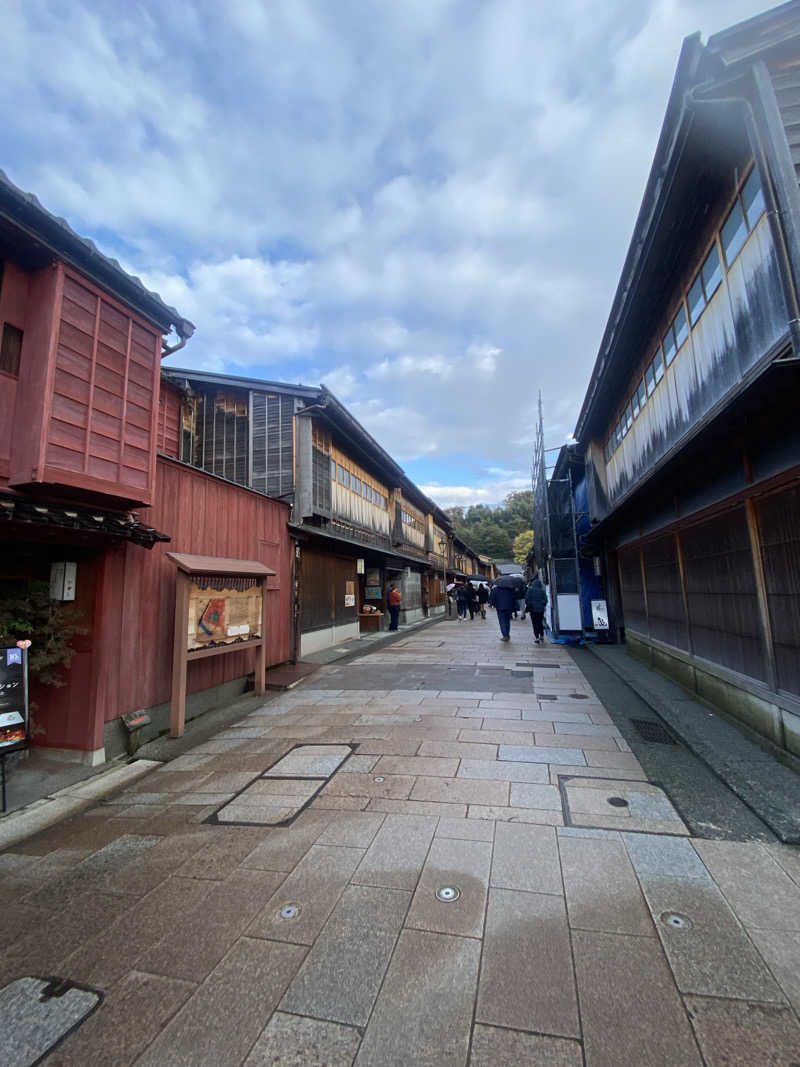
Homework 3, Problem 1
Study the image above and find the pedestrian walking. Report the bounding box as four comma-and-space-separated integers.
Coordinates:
488, 581, 516, 642
454, 581, 469, 621
387, 583, 402, 631
465, 581, 478, 620
477, 582, 489, 619
525, 574, 548, 644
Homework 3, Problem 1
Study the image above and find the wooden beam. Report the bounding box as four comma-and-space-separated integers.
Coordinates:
256, 578, 267, 696
745, 496, 778, 693
170, 569, 190, 737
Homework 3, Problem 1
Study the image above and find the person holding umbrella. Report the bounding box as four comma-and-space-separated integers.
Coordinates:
489, 574, 525, 642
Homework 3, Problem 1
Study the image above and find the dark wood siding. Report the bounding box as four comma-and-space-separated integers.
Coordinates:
618, 546, 647, 634
681, 509, 766, 680
642, 536, 688, 650
758, 485, 800, 694
157, 379, 182, 458
300, 547, 357, 632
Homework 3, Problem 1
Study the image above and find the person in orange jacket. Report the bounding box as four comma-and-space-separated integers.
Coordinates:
387, 583, 402, 631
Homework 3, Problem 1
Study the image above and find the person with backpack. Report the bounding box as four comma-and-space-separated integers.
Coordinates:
525, 574, 548, 644
387, 583, 402, 631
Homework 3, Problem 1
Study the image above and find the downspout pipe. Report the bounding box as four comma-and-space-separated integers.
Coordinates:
161, 319, 196, 359
686, 71, 800, 354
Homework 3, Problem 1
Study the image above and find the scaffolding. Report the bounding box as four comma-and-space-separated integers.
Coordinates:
532, 395, 584, 636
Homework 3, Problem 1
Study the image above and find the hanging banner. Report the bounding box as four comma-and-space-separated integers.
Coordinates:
0, 647, 29, 751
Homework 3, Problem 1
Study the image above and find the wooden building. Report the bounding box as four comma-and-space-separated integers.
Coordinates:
164, 368, 484, 654
0, 173, 291, 762
573, 3, 800, 755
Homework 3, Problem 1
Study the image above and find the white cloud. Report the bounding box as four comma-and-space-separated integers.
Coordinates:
1, 0, 773, 495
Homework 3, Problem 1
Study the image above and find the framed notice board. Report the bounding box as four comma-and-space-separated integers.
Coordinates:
0, 647, 29, 753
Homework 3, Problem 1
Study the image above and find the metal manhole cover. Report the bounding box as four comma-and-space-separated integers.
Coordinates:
435, 886, 461, 903
607, 796, 629, 808
631, 719, 677, 745
538, 694, 557, 701
0, 977, 102, 1066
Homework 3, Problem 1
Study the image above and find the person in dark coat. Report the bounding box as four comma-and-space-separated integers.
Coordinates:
465, 581, 478, 620
525, 575, 548, 644
488, 581, 516, 642
477, 582, 489, 619
454, 581, 469, 621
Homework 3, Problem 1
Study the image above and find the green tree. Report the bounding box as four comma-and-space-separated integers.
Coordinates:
512, 529, 534, 563
0, 580, 86, 687
466, 520, 513, 558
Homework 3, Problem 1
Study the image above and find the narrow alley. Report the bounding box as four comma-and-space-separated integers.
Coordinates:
2, 614, 800, 1066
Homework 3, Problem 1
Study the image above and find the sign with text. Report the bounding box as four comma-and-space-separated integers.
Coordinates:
187, 583, 262, 651
591, 599, 609, 631
0, 648, 29, 751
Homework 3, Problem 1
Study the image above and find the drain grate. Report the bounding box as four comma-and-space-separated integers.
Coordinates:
631, 719, 677, 745
516, 662, 560, 668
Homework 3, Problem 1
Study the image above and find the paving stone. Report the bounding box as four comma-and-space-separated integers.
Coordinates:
372, 755, 459, 777
639, 877, 783, 1001
42, 970, 196, 1067
573, 930, 702, 1067
280, 884, 409, 1026
509, 783, 562, 810
746, 928, 800, 1015
172, 792, 236, 806
352, 814, 438, 890
457, 759, 549, 783
558, 836, 654, 936
418, 741, 498, 759
61, 874, 212, 987
470, 1024, 583, 1067
339, 754, 379, 772
0, 891, 132, 986
536, 732, 620, 751
565, 785, 632, 817
554, 721, 623, 737
366, 798, 468, 817
692, 840, 800, 930
322, 772, 416, 799
406, 836, 492, 938
355, 929, 480, 1067
521, 709, 593, 723
217, 800, 302, 824
136, 937, 306, 1067
316, 813, 386, 848
25, 834, 162, 906
241, 778, 321, 799
585, 750, 645, 770
557, 826, 622, 839
477, 888, 579, 1037
248, 844, 364, 944
764, 842, 800, 886
352, 739, 421, 755
239, 813, 332, 872
265, 745, 352, 777
409, 776, 509, 806
148, 770, 216, 792
623, 833, 710, 882
436, 817, 495, 841
311, 795, 370, 811
499, 744, 586, 765
468, 805, 563, 825
491, 822, 562, 894
684, 995, 800, 1067
464, 729, 535, 745
244, 1012, 361, 1067
138, 867, 286, 981
549, 764, 644, 783
459, 707, 522, 719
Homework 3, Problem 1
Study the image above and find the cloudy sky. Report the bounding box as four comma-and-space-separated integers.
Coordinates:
4, 0, 771, 506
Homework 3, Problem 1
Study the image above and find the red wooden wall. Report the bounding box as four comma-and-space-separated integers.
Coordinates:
32, 456, 292, 753
157, 378, 182, 458
10, 265, 164, 506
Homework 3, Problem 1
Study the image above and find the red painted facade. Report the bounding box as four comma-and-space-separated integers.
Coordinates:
31, 454, 292, 754
8, 264, 163, 507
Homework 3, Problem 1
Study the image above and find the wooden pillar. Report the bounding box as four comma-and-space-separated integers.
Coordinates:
745, 497, 778, 692
170, 570, 190, 737
638, 546, 650, 637
255, 577, 267, 696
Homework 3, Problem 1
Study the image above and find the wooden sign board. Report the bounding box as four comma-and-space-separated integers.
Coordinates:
188, 583, 263, 650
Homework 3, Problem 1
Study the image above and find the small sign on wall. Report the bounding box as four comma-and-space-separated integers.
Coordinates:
345, 580, 355, 607
591, 599, 609, 630
49, 561, 77, 601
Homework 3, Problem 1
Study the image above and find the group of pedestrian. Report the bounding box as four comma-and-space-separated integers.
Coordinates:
451, 580, 490, 621
488, 573, 548, 644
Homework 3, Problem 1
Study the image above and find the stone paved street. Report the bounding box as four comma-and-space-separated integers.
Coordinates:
3, 615, 800, 1065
